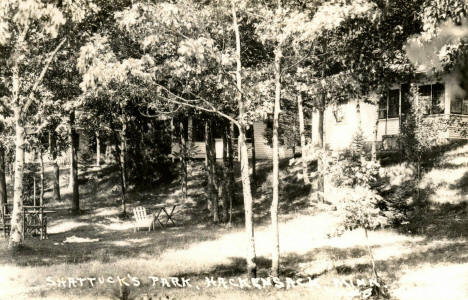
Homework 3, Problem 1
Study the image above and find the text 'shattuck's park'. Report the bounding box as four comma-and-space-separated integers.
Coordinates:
0, 1, 468, 300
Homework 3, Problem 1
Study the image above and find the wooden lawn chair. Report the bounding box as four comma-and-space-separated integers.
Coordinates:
132, 207, 155, 232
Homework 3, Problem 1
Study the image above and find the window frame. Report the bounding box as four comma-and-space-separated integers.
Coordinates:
191, 119, 205, 142
451, 95, 468, 115
379, 88, 401, 119
417, 82, 445, 115
388, 89, 400, 118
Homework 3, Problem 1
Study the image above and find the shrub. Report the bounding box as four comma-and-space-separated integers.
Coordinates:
324, 131, 405, 289
334, 186, 389, 231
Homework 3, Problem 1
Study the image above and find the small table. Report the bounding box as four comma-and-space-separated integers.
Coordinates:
153, 203, 181, 228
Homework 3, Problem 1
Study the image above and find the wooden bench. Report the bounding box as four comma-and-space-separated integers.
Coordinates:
132, 207, 155, 232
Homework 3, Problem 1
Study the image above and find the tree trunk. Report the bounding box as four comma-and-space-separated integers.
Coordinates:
49, 132, 61, 202
227, 123, 235, 225
9, 108, 25, 248
9, 162, 14, 190
292, 117, 296, 156
179, 120, 188, 200
310, 114, 314, 139
68, 146, 73, 189
318, 108, 324, 148
271, 38, 282, 277
372, 104, 379, 161
206, 120, 219, 223
96, 131, 101, 166
239, 125, 256, 276
39, 150, 44, 207
70, 110, 80, 214
119, 109, 127, 215
33, 175, 37, 206
9, 56, 25, 248
356, 99, 362, 130
204, 121, 212, 212
222, 125, 230, 223
317, 105, 325, 202
0, 147, 7, 212
251, 126, 256, 181
297, 93, 310, 184
204, 120, 209, 168
365, 228, 379, 279
232, 2, 256, 278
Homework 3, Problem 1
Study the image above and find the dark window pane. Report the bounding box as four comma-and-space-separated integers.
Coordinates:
378, 95, 387, 109
419, 85, 431, 97
401, 83, 411, 114
378, 96, 387, 119
418, 85, 431, 114
463, 99, 468, 115
388, 89, 400, 118
379, 110, 387, 119
432, 83, 445, 114
192, 119, 205, 142
246, 126, 253, 139
233, 124, 239, 138
173, 119, 189, 141
212, 120, 224, 139
451, 96, 463, 114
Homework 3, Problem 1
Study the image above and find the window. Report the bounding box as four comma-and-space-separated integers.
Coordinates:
212, 120, 224, 139
388, 89, 400, 118
418, 83, 445, 114
192, 120, 205, 142
378, 96, 387, 119
173, 119, 189, 141
379, 89, 400, 119
451, 96, 468, 115
401, 83, 411, 115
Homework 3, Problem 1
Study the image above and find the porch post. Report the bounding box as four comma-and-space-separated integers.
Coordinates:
444, 82, 451, 115
444, 82, 451, 139
399, 87, 402, 131
385, 92, 388, 135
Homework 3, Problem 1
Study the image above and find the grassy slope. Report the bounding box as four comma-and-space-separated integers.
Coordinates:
0, 144, 467, 300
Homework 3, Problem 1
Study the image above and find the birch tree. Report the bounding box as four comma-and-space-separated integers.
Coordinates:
0, 0, 102, 248
78, 0, 264, 277
0, 0, 67, 248
255, 0, 380, 276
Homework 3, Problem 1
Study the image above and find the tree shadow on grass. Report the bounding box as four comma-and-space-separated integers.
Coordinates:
449, 170, 468, 196
402, 178, 468, 239
170, 236, 468, 291
0, 221, 230, 268
246, 158, 313, 224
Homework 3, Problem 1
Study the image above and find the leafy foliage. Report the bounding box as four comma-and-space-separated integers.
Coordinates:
322, 132, 407, 231
400, 85, 451, 167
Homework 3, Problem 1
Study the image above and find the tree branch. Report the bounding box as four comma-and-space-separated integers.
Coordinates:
152, 83, 239, 127
22, 38, 67, 118
138, 105, 181, 118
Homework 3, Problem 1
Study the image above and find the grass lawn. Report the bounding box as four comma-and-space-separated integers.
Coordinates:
0, 144, 467, 300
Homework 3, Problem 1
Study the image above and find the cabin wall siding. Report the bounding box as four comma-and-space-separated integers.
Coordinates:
253, 122, 271, 159
172, 119, 295, 160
